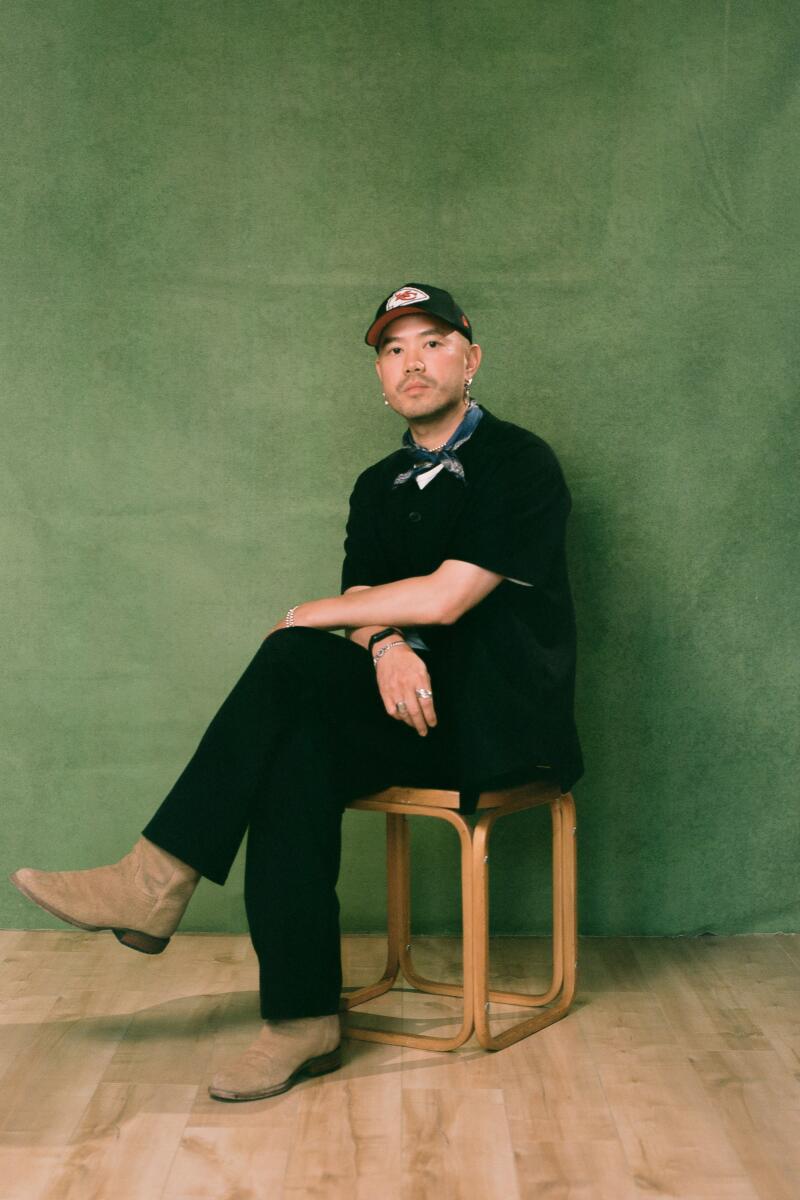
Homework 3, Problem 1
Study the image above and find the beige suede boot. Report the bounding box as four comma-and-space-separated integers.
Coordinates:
209, 1014, 342, 1102
10, 836, 200, 954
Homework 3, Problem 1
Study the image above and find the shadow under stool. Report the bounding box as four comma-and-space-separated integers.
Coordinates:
341, 781, 577, 1051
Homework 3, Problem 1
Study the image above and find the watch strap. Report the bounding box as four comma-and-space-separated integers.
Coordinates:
368, 627, 402, 653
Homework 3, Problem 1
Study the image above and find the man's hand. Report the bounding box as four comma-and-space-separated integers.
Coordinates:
374, 642, 437, 737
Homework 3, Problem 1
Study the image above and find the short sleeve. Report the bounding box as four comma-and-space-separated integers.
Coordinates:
340, 472, 393, 592
445, 440, 571, 587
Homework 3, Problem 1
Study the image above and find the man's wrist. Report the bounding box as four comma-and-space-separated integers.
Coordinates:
371, 639, 408, 667
345, 623, 385, 651
367, 627, 403, 654
286, 601, 314, 627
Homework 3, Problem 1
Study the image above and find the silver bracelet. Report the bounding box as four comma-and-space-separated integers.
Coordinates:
372, 639, 406, 666
285, 605, 299, 627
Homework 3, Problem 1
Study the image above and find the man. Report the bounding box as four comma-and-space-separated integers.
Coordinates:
11, 283, 583, 1101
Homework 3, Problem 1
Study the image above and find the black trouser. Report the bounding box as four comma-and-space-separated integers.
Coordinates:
142, 627, 456, 1019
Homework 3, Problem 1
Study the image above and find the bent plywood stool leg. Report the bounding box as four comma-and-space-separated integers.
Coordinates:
473, 792, 577, 1049
343, 798, 476, 1051
400, 797, 569, 1007
342, 785, 577, 1052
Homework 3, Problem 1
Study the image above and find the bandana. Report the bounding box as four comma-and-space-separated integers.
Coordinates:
392, 402, 484, 489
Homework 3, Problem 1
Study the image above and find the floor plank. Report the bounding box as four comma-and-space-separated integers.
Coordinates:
0, 931, 796, 1199
401, 1087, 518, 1200
39, 1083, 196, 1200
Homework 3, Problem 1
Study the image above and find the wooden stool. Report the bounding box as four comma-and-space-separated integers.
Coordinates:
341, 782, 577, 1051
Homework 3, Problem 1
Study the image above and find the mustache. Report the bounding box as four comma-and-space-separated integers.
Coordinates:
401, 377, 434, 390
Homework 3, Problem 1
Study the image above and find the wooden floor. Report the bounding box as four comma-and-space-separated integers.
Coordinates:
0, 930, 797, 1199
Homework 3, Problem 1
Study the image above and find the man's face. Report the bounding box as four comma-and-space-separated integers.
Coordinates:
374, 312, 479, 426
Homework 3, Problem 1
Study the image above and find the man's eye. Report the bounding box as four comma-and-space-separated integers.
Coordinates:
426, 339, 441, 348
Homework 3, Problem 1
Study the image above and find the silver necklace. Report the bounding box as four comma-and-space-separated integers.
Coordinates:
418, 400, 474, 455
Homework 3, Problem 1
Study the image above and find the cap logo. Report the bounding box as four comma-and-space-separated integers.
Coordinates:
386, 286, 430, 311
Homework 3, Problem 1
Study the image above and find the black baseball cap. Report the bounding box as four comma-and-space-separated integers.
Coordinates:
365, 282, 473, 349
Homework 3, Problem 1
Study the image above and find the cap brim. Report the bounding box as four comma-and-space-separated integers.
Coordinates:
365, 306, 430, 347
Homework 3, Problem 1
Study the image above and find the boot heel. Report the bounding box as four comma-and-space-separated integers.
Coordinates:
113, 928, 170, 955
304, 1047, 342, 1077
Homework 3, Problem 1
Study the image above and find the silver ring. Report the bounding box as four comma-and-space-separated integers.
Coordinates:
395, 701, 408, 713
415, 688, 433, 700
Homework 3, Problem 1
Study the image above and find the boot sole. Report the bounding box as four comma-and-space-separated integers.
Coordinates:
208, 1045, 343, 1102
9, 872, 170, 955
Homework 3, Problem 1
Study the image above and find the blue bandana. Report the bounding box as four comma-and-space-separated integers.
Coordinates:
392, 401, 484, 489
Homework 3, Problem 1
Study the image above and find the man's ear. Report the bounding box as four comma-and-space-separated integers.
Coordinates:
374, 356, 383, 383
466, 341, 482, 378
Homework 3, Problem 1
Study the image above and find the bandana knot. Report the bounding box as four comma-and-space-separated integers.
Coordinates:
392, 402, 483, 489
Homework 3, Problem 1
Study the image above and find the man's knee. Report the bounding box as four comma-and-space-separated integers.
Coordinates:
256, 628, 310, 676
258, 628, 367, 680
259, 626, 334, 660
254, 628, 354, 701
256, 627, 378, 732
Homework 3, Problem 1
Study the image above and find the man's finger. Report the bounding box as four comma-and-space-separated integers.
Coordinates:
414, 687, 437, 727
393, 695, 426, 736
406, 699, 428, 737
412, 691, 438, 724
392, 699, 416, 730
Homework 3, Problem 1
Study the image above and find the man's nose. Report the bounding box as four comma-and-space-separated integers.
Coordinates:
405, 357, 424, 372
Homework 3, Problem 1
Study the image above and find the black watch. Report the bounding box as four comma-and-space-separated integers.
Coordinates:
368, 627, 403, 654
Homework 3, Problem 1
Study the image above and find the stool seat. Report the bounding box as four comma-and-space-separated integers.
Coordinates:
341, 782, 577, 1052
348, 780, 562, 811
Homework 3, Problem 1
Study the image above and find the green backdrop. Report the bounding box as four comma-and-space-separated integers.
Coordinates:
2, 1, 798, 939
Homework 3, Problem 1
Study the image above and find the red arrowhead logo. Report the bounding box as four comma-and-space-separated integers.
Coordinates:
386, 286, 430, 311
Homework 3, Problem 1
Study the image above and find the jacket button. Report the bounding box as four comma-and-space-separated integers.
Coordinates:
408, 511, 422, 522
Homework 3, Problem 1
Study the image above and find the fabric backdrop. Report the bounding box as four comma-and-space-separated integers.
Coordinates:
2, 0, 798, 936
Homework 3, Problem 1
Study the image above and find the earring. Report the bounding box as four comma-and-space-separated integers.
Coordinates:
464, 377, 473, 405
382, 393, 389, 406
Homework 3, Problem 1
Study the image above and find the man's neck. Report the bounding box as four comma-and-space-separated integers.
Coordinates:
408, 403, 470, 450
